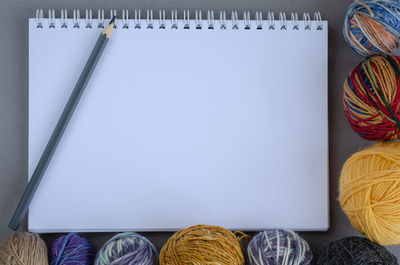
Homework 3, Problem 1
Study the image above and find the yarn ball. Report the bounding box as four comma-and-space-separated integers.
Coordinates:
95, 232, 157, 265
343, 0, 400, 56
339, 142, 400, 245
247, 229, 313, 265
159, 224, 245, 265
343, 55, 400, 141
0, 232, 48, 265
51, 233, 94, 265
317, 236, 398, 265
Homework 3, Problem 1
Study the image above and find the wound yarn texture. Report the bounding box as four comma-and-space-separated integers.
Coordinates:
247, 229, 313, 265
344, 55, 400, 141
343, 0, 400, 56
95, 232, 157, 265
159, 224, 245, 265
317, 236, 398, 264
0, 232, 48, 265
339, 142, 400, 245
51, 233, 94, 265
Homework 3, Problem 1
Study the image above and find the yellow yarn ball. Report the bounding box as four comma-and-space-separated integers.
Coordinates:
159, 224, 245, 265
339, 142, 400, 245
0, 232, 48, 265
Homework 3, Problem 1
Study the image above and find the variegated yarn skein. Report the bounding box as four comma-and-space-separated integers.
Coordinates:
247, 229, 313, 265
343, 0, 400, 55
51, 233, 94, 265
343, 55, 400, 141
0, 232, 48, 265
95, 232, 157, 265
159, 224, 245, 265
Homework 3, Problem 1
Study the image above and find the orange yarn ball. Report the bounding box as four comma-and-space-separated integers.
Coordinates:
339, 142, 400, 245
159, 224, 245, 265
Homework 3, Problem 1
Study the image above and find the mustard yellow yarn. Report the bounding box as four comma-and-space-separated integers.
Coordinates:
159, 224, 245, 265
0, 232, 48, 265
339, 142, 400, 245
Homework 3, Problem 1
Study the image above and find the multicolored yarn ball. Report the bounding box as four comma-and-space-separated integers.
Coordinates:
95, 232, 157, 265
339, 142, 400, 245
343, 0, 400, 56
51, 233, 94, 265
317, 236, 398, 265
0, 232, 48, 265
159, 224, 245, 265
344, 55, 400, 141
247, 229, 313, 265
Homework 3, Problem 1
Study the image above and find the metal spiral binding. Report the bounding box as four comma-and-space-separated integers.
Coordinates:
243, 11, 251, 30
48, 9, 55, 28
195, 10, 202, 29
134, 9, 141, 29
255, 12, 263, 30
207, 10, 215, 29
86, 9, 92, 29
231, 11, 239, 30
171, 10, 178, 29
159, 10, 166, 29
34, 9, 323, 30
267, 12, 275, 30
110, 9, 117, 28
279, 12, 287, 30
98, 9, 105, 28
303, 12, 311, 30
314, 12, 322, 30
73, 9, 80, 28
122, 9, 129, 29
220, 11, 227, 30
36, 9, 44, 28
61, 9, 68, 28
291, 12, 299, 30
183, 10, 190, 29
147, 10, 153, 29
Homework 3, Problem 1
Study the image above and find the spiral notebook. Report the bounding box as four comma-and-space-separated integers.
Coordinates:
28, 9, 328, 232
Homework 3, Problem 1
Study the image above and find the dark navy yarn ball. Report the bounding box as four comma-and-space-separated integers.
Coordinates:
51, 233, 94, 265
317, 236, 398, 265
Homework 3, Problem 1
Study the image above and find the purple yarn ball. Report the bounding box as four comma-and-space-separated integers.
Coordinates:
248, 229, 313, 265
51, 233, 94, 265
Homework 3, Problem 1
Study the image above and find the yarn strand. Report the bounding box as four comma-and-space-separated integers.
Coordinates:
339, 142, 400, 245
344, 55, 400, 140
343, 0, 400, 55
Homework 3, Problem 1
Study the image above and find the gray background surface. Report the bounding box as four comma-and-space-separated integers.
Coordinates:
1, 0, 399, 261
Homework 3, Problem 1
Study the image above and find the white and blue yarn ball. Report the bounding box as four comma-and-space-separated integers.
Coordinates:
343, 0, 400, 56
95, 232, 157, 265
247, 229, 313, 265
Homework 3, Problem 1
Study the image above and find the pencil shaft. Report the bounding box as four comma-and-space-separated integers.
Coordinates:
8, 33, 109, 231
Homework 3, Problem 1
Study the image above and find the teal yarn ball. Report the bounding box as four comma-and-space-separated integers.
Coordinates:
95, 232, 157, 265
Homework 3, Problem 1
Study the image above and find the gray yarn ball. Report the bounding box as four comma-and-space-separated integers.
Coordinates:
247, 229, 313, 265
95, 232, 157, 265
317, 236, 398, 265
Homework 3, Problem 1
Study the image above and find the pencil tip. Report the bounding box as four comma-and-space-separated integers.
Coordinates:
109, 16, 116, 25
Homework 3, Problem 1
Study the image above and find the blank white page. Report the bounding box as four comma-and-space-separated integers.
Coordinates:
28, 17, 328, 232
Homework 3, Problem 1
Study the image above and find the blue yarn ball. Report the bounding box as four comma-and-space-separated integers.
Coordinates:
343, 0, 400, 55
95, 232, 157, 265
247, 229, 313, 265
51, 233, 94, 265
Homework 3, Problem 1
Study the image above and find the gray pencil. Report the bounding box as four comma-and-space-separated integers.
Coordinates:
8, 16, 116, 231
